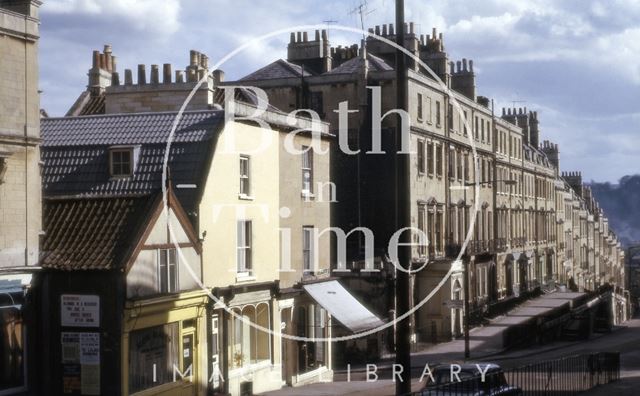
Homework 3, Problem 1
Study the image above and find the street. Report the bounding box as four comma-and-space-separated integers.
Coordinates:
264, 316, 640, 395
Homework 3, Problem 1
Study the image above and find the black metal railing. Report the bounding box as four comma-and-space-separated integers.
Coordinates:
410, 352, 620, 396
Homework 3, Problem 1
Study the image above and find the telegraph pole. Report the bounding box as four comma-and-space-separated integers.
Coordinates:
395, 0, 412, 394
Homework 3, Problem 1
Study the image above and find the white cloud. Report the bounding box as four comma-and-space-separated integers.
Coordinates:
44, 0, 181, 35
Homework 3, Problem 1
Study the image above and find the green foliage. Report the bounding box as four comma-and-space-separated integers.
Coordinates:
590, 175, 640, 247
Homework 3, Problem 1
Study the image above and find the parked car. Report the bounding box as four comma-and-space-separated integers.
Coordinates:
420, 363, 522, 396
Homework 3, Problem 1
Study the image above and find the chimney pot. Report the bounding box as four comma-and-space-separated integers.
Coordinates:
175, 70, 185, 83
303, 31, 308, 42
111, 55, 117, 72
137, 64, 146, 84
201, 54, 209, 69
150, 64, 159, 84
469, 59, 473, 72
322, 29, 328, 40
315, 29, 320, 41
124, 69, 133, 85
382, 24, 388, 35
99, 53, 106, 70
187, 68, 197, 83
213, 69, 225, 85
462, 58, 468, 72
92, 50, 100, 69
290, 32, 296, 43
297, 32, 302, 42
409, 22, 415, 34
103, 44, 112, 54
389, 24, 394, 35
163, 63, 172, 83
111, 71, 120, 86
190, 50, 198, 67
375, 25, 380, 35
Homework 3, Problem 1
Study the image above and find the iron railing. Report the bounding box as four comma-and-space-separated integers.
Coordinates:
410, 352, 620, 396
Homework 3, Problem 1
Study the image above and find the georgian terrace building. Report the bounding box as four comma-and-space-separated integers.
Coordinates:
231, 23, 627, 343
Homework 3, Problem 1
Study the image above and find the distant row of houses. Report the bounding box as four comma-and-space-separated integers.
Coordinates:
0, 2, 629, 396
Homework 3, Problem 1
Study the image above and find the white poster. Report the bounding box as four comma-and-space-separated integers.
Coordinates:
61, 294, 100, 327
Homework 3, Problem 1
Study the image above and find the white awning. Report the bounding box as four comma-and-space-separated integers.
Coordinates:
303, 280, 385, 333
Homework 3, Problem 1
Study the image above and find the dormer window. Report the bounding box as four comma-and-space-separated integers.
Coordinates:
109, 146, 139, 178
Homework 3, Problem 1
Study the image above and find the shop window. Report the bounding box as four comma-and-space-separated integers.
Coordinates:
129, 323, 180, 393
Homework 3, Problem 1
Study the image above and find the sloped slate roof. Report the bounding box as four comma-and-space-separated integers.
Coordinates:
41, 195, 154, 270
43, 110, 222, 147
241, 59, 314, 81
325, 53, 393, 75
41, 111, 223, 211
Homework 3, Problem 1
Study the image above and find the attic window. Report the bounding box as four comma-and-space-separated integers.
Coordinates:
109, 146, 139, 177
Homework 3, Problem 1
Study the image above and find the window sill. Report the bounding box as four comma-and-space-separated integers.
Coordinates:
238, 194, 254, 201
236, 275, 256, 283
109, 175, 133, 180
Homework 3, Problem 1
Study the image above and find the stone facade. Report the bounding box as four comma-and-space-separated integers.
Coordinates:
0, 0, 41, 268
232, 23, 627, 343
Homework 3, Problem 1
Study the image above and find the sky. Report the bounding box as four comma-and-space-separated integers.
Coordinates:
38, 0, 640, 183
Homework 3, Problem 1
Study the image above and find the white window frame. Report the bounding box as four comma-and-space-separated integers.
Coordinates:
109, 148, 133, 177
301, 146, 314, 196
239, 155, 251, 198
303, 226, 315, 273
237, 220, 253, 276
158, 248, 178, 293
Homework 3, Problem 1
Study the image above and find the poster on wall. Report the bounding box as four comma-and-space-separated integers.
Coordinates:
61, 332, 100, 395
61, 294, 100, 328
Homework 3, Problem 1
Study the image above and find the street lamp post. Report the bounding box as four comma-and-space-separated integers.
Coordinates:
455, 178, 516, 360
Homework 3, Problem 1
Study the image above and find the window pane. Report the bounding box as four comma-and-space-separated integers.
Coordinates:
302, 148, 313, 193
159, 250, 168, 293
168, 249, 177, 293
239, 156, 250, 195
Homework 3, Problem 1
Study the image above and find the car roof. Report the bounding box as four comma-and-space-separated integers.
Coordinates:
433, 363, 502, 373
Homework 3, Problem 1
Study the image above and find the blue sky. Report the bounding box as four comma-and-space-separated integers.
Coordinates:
38, 0, 640, 182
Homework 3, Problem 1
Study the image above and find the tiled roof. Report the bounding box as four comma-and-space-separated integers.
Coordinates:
325, 53, 393, 75
241, 59, 314, 81
41, 111, 223, 211
43, 110, 222, 147
41, 195, 154, 270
